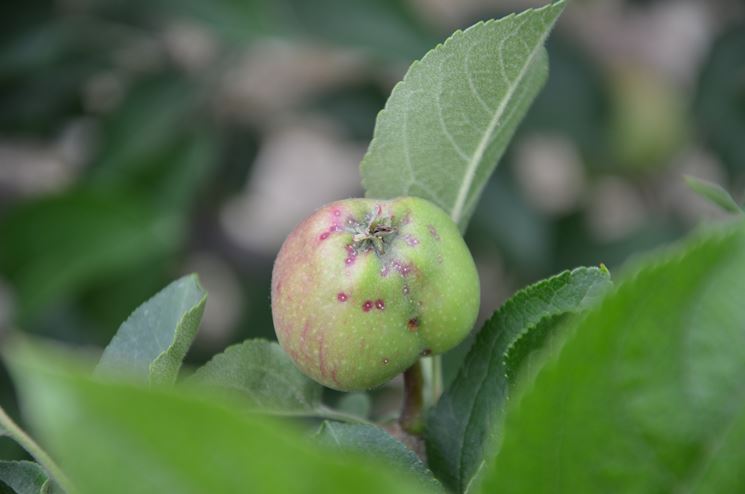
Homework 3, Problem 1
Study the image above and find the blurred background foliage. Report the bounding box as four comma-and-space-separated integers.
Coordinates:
0, 0, 744, 441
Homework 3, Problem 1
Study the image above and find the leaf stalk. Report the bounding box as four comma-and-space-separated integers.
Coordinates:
0, 405, 74, 493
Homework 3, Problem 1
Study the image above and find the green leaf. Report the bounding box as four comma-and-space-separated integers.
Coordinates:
188, 339, 322, 413
96, 274, 207, 385
427, 267, 612, 492
281, 0, 435, 60
482, 222, 745, 493
694, 26, 745, 175
4, 342, 428, 494
88, 76, 220, 210
503, 313, 566, 384
0, 189, 182, 321
162, 0, 273, 42
335, 393, 372, 419
360, 1, 565, 231
684, 175, 743, 214
0, 461, 47, 494
315, 421, 442, 491
0, 407, 70, 493
89, 76, 197, 183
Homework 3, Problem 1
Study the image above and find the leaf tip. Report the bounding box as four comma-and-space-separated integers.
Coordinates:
599, 263, 610, 277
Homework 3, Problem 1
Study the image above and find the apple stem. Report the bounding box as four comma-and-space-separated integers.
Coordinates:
400, 360, 424, 435
431, 355, 443, 403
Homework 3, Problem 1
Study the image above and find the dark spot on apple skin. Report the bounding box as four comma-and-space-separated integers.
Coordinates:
362, 300, 373, 312
420, 348, 432, 357
344, 244, 358, 266
428, 224, 441, 241
337, 292, 348, 302
407, 318, 419, 331
321, 224, 343, 241
392, 260, 414, 276
382, 358, 390, 365
375, 299, 385, 310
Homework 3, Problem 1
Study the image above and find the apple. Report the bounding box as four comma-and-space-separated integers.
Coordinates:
271, 197, 479, 391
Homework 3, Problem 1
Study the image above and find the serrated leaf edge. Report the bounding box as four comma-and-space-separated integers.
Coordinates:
450, 266, 609, 489
147, 274, 207, 385
190, 339, 320, 410
361, 0, 566, 227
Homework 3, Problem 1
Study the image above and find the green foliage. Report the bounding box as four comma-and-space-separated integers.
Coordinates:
684, 175, 743, 214
6, 2, 745, 494
427, 267, 611, 492
0, 190, 182, 321
189, 339, 322, 412
89, 77, 198, 180
695, 26, 745, 175
170, 0, 432, 58
315, 422, 441, 491
481, 222, 745, 493
361, 1, 564, 230
87, 76, 220, 212
280, 0, 435, 60
0, 407, 69, 493
97, 274, 207, 385
503, 314, 564, 384
335, 393, 372, 419
0, 461, 47, 494
5, 342, 428, 494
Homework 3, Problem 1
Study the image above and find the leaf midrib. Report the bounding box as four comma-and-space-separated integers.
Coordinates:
449, 17, 547, 224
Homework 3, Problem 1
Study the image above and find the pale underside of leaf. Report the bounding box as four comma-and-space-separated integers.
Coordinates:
684, 175, 744, 215
96, 274, 207, 385
189, 339, 322, 412
361, 1, 565, 231
0, 460, 48, 494
316, 421, 442, 491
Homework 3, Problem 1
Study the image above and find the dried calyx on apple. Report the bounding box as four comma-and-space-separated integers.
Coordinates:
271, 197, 480, 391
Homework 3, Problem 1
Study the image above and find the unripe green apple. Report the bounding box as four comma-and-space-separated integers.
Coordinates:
271, 197, 480, 391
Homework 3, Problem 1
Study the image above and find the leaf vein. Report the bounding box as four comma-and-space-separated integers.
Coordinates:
449, 15, 549, 224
